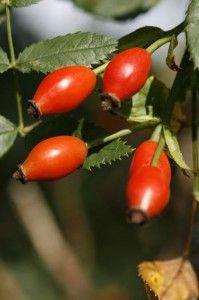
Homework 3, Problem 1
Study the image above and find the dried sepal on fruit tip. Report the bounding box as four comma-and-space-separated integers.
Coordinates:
126, 208, 148, 225
100, 93, 120, 111
12, 165, 27, 184
27, 100, 41, 119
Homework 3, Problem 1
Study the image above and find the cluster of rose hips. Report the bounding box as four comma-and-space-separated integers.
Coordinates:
13, 47, 171, 224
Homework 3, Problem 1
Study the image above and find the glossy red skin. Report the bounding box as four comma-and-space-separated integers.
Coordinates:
102, 48, 151, 102
33, 66, 96, 115
126, 166, 170, 220
129, 140, 171, 187
21, 136, 88, 181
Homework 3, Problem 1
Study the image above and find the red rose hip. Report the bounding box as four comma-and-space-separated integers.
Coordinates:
13, 136, 88, 183
129, 140, 171, 186
101, 48, 151, 110
28, 66, 96, 118
126, 166, 170, 224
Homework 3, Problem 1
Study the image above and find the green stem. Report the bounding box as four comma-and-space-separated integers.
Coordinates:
151, 133, 165, 166
6, 5, 24, 130
5, 5, 15, 65
14, 74, 24, 130
150, 124, 162, 142
88, 122, 156, 149
146, 36, 172, 54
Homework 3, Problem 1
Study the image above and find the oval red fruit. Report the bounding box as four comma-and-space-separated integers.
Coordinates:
101, 48, 151, 110
13, 136, 88, 182
28, 66, 96, 118
129, 140, 171, 186
126, 166, 170, 224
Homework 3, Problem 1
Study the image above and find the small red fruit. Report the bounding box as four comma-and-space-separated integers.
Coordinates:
28, 66, 96, 118
13, 136, 88, 183
101, 48, 151, 110
126, 166, 170, 224
130, 140, 171, 186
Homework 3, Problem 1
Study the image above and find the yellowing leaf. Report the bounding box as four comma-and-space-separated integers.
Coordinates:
138, 257, 199, 300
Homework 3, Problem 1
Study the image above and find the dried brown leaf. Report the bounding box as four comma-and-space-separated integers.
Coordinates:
138, 257, 199, 300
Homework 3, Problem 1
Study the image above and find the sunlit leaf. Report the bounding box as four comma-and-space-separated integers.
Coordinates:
17, 32, 117, 73
138, 257, 199, 300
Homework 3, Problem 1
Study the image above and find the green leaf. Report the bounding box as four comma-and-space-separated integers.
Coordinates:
117, 76, 169, 123
83, 138, 133, 170
0, 115, 17, 158
17, 32, 117, 73
72, 0, 159, 18
166, 34, 179, 71
119, 26, 166, 51
186, 0, 199, 69
163, 126, 190, 170
6, 0, 42, 7
0, 47, 10, 73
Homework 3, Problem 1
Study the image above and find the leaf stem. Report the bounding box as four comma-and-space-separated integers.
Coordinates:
6, 5, 24, 130
88, 121, 157, 149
